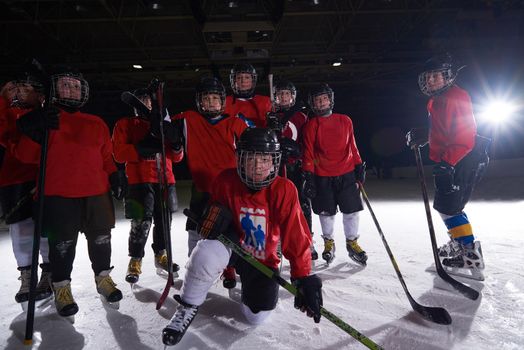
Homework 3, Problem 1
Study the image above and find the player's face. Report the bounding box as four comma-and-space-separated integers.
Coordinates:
201, 93, 222, 113
425, 71, 445, 93
1, 81, 18, 101
138, 95, 152, 111
15, 83, 44, 108
276, 89, 294, 108
234, 73, 254, 92
244, 153, 274, 182
56, 76, 82, 101
313, 93, 331, 111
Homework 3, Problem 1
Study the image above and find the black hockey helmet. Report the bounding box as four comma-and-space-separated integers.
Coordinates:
10, 70, 46, 108
230, 62, 257, 98
418, 52, 464, 96
15, 71, 45, 94
308, 83, 334, 116
274, 80, 297, 111
195, 77, 226, 118
236, 128, 281, 191
50, 65, 89, 109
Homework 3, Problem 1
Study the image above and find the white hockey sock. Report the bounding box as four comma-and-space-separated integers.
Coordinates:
318, 215, 335, 240
187, 229, 200, 257
180, 239, 231, 306
342, 212, 360, 241
9, 218, 35, 267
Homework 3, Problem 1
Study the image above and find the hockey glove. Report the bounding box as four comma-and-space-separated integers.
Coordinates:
163, 120, 184, 150
354, 162, 366, 184
16, 107, 60, 144
433, 161, 457, 194
266, 112, 285, 132
406, 127, 428, 148
303, 171, 317, 199
199, 203, 238, 244
135, 133, 163, 158
280, 138, 301, 161
109, 170, 127, 200
293, 274, 323, 323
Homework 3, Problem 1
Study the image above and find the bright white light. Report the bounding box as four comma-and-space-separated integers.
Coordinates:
132, 64, 143, 69
332, 62, 342, 67
481, 100, 516, 124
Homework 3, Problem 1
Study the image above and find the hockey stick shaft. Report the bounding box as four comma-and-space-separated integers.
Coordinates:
183, 209, 383, 350
413, 147, 479, 300
358, 183, 452, 325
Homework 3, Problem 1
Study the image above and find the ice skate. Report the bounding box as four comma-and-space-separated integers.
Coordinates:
322, 238, 335, 265
125, 257, 142, 284
346, 239, 368, 266
221, 266, 237, 289
437, 238, 460, 258
53, 280, 78, 319
162, 295, 199, 346
35, 263, 53, 301
155, 250, 180, 278
311, 244, 318, 261
15, 267, 31, 305
442, 241, 485, 281
95, 269, 123, 309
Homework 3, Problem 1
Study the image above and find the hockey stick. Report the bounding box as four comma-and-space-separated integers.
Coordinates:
413, 147, 479, 300
151, 80, 176, 310
120, 91, 151, 117
358, 183, 452, 325
183, 209, 383, 350
24, 59, 51, 345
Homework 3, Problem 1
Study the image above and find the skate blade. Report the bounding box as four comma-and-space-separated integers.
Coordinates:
100, 295, 120, 310
156, 268, 179, 279
443, 266, 485, 281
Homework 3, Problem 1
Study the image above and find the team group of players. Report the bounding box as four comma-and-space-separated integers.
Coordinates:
0, 53, 488, 346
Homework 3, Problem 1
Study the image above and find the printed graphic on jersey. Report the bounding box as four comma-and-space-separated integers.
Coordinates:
239, 207, 266, 260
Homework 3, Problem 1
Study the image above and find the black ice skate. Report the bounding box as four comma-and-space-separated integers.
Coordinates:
222, 266, 237, 289
442, 241, 485, 281
96, 269, 123, 308
322, 238, 335, 264
34, 263, 53, 302
125, 257, 142, 284
155, 250, 180, 278
15, 267, 31, 304
53, 280, 79, 319
311, 244, 319, 261
162, 295, 199, 346
346, 239, 368, 266
438, 239, 461, 258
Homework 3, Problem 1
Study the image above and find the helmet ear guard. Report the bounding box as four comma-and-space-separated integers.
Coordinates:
308, 83, 334, 116
236, 128, 281, 191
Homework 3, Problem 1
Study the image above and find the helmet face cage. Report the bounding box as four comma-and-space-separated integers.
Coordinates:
274, 83, 297, 111
195, 88, 226, 118
11, 76, 45, 108
50, 73, 89, 108
230, 64, 257, 98
418, 68, 456, 96
308, 87, 334, 116
236, 150, 281, 191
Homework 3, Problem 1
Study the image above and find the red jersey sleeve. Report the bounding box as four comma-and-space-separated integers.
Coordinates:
301, 118, 316, 173
112, 117, 140, 163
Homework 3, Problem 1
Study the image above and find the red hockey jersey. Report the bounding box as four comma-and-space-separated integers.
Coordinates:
211, 168, 312, 279
112, 116, 183, 185
14, 109, 117, 197
0, 97, 38, 186
302, 113, 362, 176
427, 85, 476, 166
172, 110, 247, 193
224, 94, 272, 128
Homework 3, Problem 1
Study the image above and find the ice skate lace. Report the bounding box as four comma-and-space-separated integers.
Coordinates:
438, 239, 460, 256
18, 269, 32, 293
155, 254, 179, 272
128, 259, 142, 275
56, 285, 75, 305
347, 240, 363, 254
323, 239, 335, 253
168, 304, 198, 331
97, 275, 118, 295
36, 271, 52, 290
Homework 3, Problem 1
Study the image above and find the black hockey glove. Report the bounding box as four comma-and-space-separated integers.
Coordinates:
280, 138, 301, 161
433, 161, 457, 194
135, 133, 163, 158
406, 127, 428, 148
17, 107, 60, 144
293, 274, 323, 323
303, 171, 317, 199
109, 170, 127, 201
163, 120, 184, 150
354, 162, 366, 184
266, 112, 285, 132
199, 203, 238, 244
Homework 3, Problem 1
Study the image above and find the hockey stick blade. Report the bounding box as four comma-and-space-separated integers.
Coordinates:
359, 183, 452, 325
413, 147, 479, 301
182, 209, 383, 350
121, 91, 151, 117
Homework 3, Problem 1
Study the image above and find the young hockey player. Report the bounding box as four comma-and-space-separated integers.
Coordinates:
266, 79, 317, 260
0, 73, 52, 307
162, 128, 322, 346
14, 66, 126, 317
302, 84, 367, 266
406, 53, 489, 280
112, 88, 183, 284
169, 77, 247, 288
224, 63, 272, 128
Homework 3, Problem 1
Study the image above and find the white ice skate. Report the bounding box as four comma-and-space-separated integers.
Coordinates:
441, 241, 485, 281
